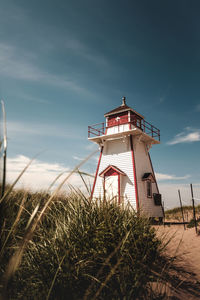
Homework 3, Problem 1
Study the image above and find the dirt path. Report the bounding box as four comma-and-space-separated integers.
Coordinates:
156, 225, 200, 299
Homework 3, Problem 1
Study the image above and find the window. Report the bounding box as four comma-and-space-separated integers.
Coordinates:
147, 180, 152, 198
136, 118, 141, 128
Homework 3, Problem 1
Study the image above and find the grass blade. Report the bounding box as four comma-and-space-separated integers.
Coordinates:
2, 149, 98, 293
1, 100, 7, 198
0, 155, 38, 205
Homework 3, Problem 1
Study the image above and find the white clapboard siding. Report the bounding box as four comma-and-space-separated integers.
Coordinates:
133, 139, 163, 217
93, 137, 137, 209
107, 124, 130, 135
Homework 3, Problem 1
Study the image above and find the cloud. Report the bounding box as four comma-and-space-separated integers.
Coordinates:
6, 155, 92, 191
7, 155, 66, 190
5, 155, 198, 209
20, 93, 50, 104
85, 143, 99, 151
73, 153, 99, 165
73, 156, 84, 161
7, 120, 84, 140
159, 97, 165, 103
0, 2, 28, 25
155, 173, 190, 181
65, 38, 108, 67
0, 42, 93, 97
195, 104, 200, 112
158, 182, 200, 209
0, 43, 42, 81
167, 128, 200, 145
8, 155, 66, 174
0, 2, 110, 72
158, 84, 171, 104
158, 183, 192, 209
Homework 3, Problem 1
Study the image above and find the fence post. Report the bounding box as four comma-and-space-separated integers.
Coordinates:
178, 189, 185, 230
190, 183, 198, 234
162, 200, 165, 226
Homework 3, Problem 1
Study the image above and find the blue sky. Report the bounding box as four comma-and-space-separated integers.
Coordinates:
1, 0, 200, 208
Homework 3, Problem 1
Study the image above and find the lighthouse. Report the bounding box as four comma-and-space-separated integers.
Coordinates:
88, 97, 163, 219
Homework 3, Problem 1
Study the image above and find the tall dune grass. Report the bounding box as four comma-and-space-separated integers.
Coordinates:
0, 150, 190, 299
0, 185, 173, 299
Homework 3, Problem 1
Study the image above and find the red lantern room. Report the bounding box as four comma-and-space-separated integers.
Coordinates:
88, 97, 160, 144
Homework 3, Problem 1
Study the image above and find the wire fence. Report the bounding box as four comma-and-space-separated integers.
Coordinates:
162, 183, 200, 234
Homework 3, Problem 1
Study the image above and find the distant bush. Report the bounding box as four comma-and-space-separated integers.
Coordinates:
187, 217, 200, 228
0, 188, 168, 299
165, 205, 200, 223
165, 205, 200, 215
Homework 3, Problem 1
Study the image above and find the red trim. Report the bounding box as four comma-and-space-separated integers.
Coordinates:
107, 112, 128, 127
130, 135, 139, 211
118, 174, 120, 204
148, 153, 159, 193
104, 169, 118, 176
128, 115, 131, 130
91, 146, 103, 199
99, 165, 126, 177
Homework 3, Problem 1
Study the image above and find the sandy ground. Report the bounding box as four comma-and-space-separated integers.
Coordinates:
155, 225, 200, 299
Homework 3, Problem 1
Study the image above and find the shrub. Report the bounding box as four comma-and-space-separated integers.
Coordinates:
187, 217, 200, 228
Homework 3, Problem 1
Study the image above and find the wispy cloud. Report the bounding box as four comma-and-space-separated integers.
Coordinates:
155, 172, 190, 181
7, 155, 92, 191
5, 155, 195, 207
0, 42, 93, 97
7, 120, 84, 140
7, 155, 67, 190
0, 2, 28, 25
195, 104, 200, 112
73, 153, 99, 164
158, 84, 171, 104
73, 155, 84, 161
65, 38, 109, 69
85, 143, 99, 151
158, 183, 193, 209
20, 93, 50, 104
8, 155, 67, 174
167, 127, 200, 145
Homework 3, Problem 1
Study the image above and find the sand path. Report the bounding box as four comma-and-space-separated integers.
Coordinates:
156, 225, 200, 299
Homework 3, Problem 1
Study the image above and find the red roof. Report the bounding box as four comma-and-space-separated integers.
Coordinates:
99, 165, 126, 177
104, 98, 144, 119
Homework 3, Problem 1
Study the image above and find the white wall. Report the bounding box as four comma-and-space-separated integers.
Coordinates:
133, 136, 163, 217
92, 135, 163, 217
93, 136, 137, 209
106, 124, 130, 135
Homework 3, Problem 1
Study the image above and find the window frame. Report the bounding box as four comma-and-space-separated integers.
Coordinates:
146, 179, 152, 198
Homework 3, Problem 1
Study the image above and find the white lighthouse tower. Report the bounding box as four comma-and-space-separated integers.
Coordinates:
88, 97, 163, 219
